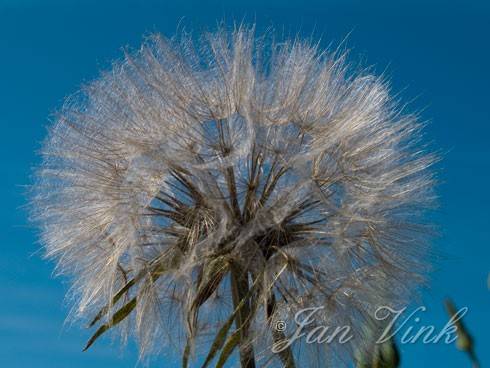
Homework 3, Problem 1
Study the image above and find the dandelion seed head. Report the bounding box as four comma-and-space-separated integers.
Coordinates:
31, 25, 436, 366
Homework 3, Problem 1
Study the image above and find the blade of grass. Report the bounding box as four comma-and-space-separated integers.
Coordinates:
201, 275, 260, 368
215, 330, 241, 368
83, 297, 137, 351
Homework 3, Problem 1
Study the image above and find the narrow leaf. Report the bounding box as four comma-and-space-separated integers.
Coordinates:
88, 278, 136, 327
200, 275, 260, 368
83, 297, 137, 351
88, 261, 167, 328
215, 330, 241, 368
192, 256, 229, 310
188, 256, 229, 337
200, 311, 236, 368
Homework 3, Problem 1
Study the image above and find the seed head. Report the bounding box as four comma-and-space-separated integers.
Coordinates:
32, 25, 436, 366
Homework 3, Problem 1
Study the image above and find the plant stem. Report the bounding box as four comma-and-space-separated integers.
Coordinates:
230, 264, 256, 368
267, 294, 296, 368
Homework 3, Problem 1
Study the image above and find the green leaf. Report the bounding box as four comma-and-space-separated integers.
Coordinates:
187, 256, 229, 339
200, 274, 260, 368
192, 256, 229, 310
215, 330, 241, 368
83, 297, 137, 351
88, 261, 167, 328
88, 278, 136, 327
200, 310, 236, 368
444, 298, 479, 368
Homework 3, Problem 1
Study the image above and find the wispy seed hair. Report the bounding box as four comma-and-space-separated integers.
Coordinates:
31, 25, 436, 366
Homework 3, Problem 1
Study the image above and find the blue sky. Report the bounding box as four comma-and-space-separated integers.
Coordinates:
0, 1, 489, 367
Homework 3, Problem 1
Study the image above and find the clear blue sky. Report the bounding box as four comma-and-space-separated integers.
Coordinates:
1, 1, 488, 367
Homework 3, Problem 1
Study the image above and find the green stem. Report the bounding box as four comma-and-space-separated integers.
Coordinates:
267, 294, 296, 368
230, 264, 256, 368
